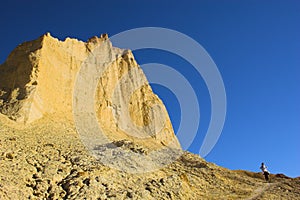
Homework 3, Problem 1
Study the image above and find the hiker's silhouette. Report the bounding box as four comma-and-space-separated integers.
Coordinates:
260, 162, 270, 181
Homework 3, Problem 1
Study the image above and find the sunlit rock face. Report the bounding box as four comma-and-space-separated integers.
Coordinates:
0, 33, 180, 150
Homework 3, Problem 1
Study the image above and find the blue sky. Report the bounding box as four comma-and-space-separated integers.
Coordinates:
1, 1, 299, 177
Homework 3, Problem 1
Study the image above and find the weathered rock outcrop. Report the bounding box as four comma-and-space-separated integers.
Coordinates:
0, 33, 86, 123
0, 33, 179, 150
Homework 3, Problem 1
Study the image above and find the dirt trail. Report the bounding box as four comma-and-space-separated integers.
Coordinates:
245, 182, 278, 200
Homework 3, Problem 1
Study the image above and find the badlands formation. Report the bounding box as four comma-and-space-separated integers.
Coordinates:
0, 33, 299, 199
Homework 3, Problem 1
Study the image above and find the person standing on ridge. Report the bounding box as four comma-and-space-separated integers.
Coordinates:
260, 162, 270, 182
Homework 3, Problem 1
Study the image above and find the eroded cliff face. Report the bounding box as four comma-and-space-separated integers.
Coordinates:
0, 33, 87, 123
0, 33, 180, 150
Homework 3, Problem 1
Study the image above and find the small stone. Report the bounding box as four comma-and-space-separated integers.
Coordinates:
32, 173, 41, 179
126, 191, 133, 198
5, 152, 14, 159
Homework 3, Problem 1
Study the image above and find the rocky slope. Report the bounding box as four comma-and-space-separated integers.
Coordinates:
0, 34, 299, 199
0, 115, 299, 199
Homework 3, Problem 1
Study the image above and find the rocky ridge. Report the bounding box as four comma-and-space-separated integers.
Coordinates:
0, 34, 299, 199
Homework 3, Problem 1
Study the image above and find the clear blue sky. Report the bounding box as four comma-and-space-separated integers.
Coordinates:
1, 1, 299, 177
